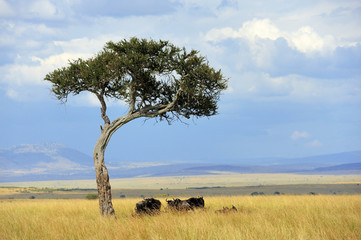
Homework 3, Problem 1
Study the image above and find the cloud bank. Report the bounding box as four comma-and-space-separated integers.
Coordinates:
0, 1, 360, 106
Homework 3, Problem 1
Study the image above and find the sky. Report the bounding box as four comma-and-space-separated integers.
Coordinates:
0, 0, 360, 164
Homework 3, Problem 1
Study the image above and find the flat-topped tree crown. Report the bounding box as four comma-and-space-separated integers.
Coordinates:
44, 37, 227, 217
45, 37, 227, 124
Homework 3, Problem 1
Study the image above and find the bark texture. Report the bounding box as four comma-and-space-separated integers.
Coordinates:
94, 144, 115, 216
93, 114, 136, 216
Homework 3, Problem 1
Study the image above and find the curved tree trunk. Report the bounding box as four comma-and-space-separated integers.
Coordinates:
93, 130, 115, 217
91, 113, 150, 216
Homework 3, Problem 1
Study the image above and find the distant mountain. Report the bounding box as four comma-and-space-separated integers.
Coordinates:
225, 151, 361, 170
314, 163, 361, 171
285, 151, 361, 169
0, 143, 360, 182
183, 165, 286, 173
0, 143, 94, 182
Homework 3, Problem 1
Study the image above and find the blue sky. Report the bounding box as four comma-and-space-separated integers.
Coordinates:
0, 0, 360, 163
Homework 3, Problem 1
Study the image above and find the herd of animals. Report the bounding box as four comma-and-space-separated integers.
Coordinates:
135, 197, 237, 215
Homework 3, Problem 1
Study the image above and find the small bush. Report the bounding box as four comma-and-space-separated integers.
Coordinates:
120, 194, 126, 198
251, 192, 265, 196
85, 194, 98, 200
153, 193, 169, 198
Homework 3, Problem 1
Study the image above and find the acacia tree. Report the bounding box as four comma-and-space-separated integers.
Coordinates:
45, 38, 227, 216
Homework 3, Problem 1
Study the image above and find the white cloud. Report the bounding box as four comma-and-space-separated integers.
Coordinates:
288, 75, 361, 103
5, 89, 19, 99
0, 37, 111, 102
228, 72, 359, 103
238, 19, 281, 42
71, 92, 101, 107
291, 131, 310, 140
290, 132, 323, 148
0, 52, 92, 88
0, 0, 13, 17
225, 67, 361, 103
1, 63, 46, 87
178, 0, 222, 9
204, 27, 239, 42
53, 37, 114, 55
307, 140, 323, 147
0, 35, 135, 106
229, 72, 293, 99
1, 2, 360, 107
29, 0, 57, 19
205, 18, 337, 55
288, 26, 335, 54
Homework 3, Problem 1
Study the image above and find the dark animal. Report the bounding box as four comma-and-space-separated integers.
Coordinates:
167, 197, 205, 211
166, 198, 191, 211
186, 197, 205, 209
135, 198, 161, 214
215, 205, 237, 214
166, 198, 180, 209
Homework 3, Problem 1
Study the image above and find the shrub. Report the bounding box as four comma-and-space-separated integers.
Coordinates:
153, 193, 169, 198
85, 194, 98, 200
251, 192, 264, 196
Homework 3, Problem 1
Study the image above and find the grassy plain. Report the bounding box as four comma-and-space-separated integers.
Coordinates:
1, 195, 360, 240
2, 173, 361, 189
1, 183, 361, 200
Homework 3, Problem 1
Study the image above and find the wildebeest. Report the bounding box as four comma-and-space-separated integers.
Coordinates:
186, 197, 204, 209
166, 198, 179, 209
167, 197, 205, 211
166, 198, 191, 211
135, 198, 161, 214
215, 205, 237, 214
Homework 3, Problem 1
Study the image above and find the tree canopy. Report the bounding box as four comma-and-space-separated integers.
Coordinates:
45, 37, 227, 216
45, 37, 227, 124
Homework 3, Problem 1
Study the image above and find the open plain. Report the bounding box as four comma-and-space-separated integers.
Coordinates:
1, 195, 360, 240
1, 173, 360, 199
1, 174, 360, 239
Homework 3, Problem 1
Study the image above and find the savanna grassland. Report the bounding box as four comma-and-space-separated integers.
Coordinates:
1, 195, 360, 240
3, 173, 361, 189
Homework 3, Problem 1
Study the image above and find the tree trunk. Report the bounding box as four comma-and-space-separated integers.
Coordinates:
93, 131, 115, 217
92, 114, 139, 217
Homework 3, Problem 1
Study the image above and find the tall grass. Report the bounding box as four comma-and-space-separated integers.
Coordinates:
1, 195, 360, 239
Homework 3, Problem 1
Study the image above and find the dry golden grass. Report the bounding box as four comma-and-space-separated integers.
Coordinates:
0, 195, 360, 240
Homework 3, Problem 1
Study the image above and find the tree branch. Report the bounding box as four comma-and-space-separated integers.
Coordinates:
138, 86, 183, 118
101, 112, 141, 150
95, 93, 111, 125
127, 82, 136, 115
